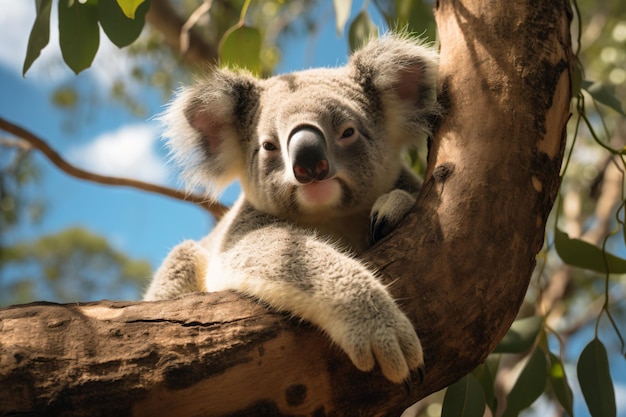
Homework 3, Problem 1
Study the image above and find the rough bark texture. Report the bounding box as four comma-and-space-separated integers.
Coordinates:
0, 0, 574, 415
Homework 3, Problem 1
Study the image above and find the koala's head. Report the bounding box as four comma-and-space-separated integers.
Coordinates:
164, 34, 439, 222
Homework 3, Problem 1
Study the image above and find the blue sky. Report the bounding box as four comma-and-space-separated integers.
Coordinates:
1, 2, 625, 415
0, 1, 350, 288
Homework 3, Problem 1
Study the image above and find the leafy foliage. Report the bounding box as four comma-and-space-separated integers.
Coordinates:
578, 338, 617, 417
220, 25, 262, 76
24, 0, 150, 75
441, 374, 485, 417
1, 227, 151, 306
22, 0, 52, 75
555, 227, 626, 274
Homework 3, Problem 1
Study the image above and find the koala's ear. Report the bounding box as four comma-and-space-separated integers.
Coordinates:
349, 34, 440, 144
162, 68, 260, 197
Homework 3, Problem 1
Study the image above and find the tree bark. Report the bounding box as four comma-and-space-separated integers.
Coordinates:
0, 0, 574, 416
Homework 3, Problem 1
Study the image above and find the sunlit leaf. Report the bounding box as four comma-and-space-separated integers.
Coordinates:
472, 358, 499, 414
582, 80, 626, 116
577, 339, 616, 417
393, 0, 436, 39
219, 25, 262, 76
348, 10, 378, 52
441, 374, 486, 417
115, 0, 147, 19
555, 228, 626, 274
58, 0, 100, 74
494, 316, 542, 354
23, 0, 53, 76
547, 351, 574, 417
99, 0, 150, 48
395, 0, 412, 28
333, 0, 352, 35
502, 349, 547, 417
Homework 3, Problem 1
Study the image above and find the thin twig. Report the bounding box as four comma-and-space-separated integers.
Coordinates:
0, 117, 228, 220
180, 0, 214, 55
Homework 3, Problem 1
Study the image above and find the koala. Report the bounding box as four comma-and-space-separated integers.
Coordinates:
144, 34, 439, 385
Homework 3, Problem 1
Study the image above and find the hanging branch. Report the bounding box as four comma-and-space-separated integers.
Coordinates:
0, 117, 228, 220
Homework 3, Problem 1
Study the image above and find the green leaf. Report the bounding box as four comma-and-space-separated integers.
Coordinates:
555, 228, 626, 274
502, 349, 547, 417
219, 25, 262, 76
441, 374, 486, 417
394, 0, 413, 28
472, 358, 499, 414
393, 0, 436, 39
348, 10, 378, 52
547, 351, 574, 417
58, 0, 100, 74
577, 339, 616, 417
99, 0, 149, 48
582, 80, 626, 116
333, 0, 352, 35
115, 0, 147, 19
494, 316, 543, 354
23, 0, 53, 76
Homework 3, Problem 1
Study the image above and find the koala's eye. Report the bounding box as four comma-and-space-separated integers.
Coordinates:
340, 127, 356, 139
262, 141, 277, 151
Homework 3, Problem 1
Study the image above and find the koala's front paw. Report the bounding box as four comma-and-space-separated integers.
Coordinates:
369, 189, 416, 244
334, 292, 424, 384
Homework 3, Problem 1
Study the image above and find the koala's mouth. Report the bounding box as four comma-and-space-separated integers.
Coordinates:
296, 178, 341, 207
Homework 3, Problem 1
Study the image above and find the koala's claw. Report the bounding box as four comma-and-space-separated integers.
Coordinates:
369, 190, 417, 245
369, 212, 392, 245
416, 365, 426, 384
403, 366, 425, 395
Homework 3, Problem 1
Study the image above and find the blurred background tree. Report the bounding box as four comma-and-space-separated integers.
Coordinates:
0, 0, 624, 416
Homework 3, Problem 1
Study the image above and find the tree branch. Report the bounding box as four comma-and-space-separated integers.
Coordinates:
0, 117, 228, 220
0, 0, 575, 415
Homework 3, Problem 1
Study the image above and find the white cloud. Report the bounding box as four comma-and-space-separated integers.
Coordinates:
69, 124, 170, 184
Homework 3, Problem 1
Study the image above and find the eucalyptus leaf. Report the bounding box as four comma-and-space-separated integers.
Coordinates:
578, 338, 616, 417
115, 0, 147, 19
219, 25, 262, 76
582, 80, 626, 116
99, 0, 150, 48
555, 228, 626, 274
58, 0, 100, 74
23, 0, 53, 76
441, 374, 486, 417
547, 351, 574, 417
502, 349, 547, 417
393, 0, 436, 39
472, 359, 498, 414
494, 315, 542, 354
348, 11, 378, 52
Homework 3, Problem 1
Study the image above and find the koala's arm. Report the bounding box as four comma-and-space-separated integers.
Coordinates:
143, 240, 208, 301
212, 222, 423, 384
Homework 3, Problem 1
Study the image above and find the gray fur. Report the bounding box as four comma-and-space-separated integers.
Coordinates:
145, 34, 439, 384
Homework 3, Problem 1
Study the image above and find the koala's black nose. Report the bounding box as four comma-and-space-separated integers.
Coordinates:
288, 127, 329, 183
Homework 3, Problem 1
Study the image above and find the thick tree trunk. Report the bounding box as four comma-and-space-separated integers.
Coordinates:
0, 0, 574, 416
